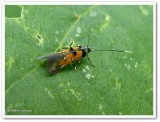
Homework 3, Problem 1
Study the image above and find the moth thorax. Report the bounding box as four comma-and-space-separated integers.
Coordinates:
85, 46, 91, 54
82, 46, 91, 57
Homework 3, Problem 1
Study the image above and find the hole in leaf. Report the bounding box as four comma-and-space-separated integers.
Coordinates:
37, 35, 42, 40
5, 5, 22, 18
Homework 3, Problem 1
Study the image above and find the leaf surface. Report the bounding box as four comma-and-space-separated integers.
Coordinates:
5, 5, 153, 115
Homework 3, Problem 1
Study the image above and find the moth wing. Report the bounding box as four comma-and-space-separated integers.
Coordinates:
37, 53, 65, 63
38, 50, 80, 74
47, 61, 66, 74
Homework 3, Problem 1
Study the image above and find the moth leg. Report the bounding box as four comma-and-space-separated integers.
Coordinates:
58, 42, 73, 51
70, 60, 81, 70
61, 47, 69, 49
69, 42, 73, 47
74, 60, 81, 70
58, 47, 69, 52
86, 55, 95, 67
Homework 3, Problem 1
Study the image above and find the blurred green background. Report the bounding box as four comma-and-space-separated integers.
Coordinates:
5, 5, 21, 18
5, 5, 153, 115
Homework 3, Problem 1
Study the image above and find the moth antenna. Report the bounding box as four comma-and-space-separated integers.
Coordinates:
91, 49, 132, 53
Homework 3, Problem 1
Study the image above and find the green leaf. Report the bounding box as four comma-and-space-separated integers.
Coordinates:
5, 5, 153, 115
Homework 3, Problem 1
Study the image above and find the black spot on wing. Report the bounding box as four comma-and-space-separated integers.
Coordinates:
69, 47, 77, 56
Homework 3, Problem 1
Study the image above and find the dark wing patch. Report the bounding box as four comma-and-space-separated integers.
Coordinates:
48, 61, 66, 74
37, 53, 65, 63
37, 48, 82, 74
